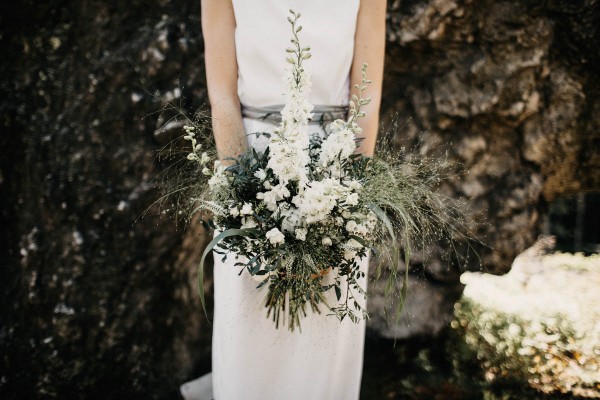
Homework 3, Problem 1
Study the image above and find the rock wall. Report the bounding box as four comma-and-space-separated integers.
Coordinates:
368, 0, 599, 338
0, 2, 210, 398
1, 0, 597, 397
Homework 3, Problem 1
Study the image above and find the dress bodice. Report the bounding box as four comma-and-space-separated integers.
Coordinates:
232, 0, 360, 108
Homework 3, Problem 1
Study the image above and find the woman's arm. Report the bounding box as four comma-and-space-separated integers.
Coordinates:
201, 0, 246, 163
350, 0, 387, 157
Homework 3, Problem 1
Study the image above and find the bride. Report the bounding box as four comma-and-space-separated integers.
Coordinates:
182, 1, 385, 399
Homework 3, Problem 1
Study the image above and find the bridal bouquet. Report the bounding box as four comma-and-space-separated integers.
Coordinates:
175, 10, 471, 331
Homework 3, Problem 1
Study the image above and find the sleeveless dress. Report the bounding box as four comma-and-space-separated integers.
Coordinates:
211, 2, 367, 399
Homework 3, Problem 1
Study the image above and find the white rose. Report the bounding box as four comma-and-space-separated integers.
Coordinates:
321, 237, 332, 246
266, 228, 285, 246
240, 203, 253, 215
346, 220, 358, 233
229, 207, 240, 217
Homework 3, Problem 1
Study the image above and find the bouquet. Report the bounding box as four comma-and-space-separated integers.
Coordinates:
174, 10, 473, 331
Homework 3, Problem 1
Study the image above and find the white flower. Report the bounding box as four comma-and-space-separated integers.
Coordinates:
327, 119, 346, 131
202, 167, 211, 175
318, 127, 356, 166
208, 160, 229, 191
346, 220, 358, 233
266, 227, 285, 246
208, 162, 229, 191
346, 193, 359, 206
346, 220, 369, 237
292, 178, 347, 224
229, 207, 240, 217
258, 183, 291, 212
259, 190, 278, 212
344, 248, 357, 260
267, 140, 309, 183
263, 52, 314, 186
271, 183, 291, 199
295, 228, 307, 241
240, 203, 253, 215
343, 238, 363, 260
322, 237, 332, 246
348, 180, 362, 191
254, 169, 267, 180
200, 152, 210, 164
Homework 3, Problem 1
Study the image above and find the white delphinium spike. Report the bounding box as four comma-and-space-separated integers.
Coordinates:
266, 11, 313, 188
316, 63, 372, 169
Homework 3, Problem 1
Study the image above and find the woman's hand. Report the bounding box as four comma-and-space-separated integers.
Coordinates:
201, 0, 247, 165
350, 0, 386, 157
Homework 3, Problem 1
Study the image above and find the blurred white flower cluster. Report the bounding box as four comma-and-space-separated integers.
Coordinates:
454, 251, 600, 397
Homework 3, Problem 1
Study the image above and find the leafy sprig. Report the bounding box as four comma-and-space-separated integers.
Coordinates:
286, 9, 311, 85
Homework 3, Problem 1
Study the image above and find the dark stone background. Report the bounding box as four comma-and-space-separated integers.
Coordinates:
1, 0, 598, 398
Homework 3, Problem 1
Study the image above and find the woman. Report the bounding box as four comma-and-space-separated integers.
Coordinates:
185, 1, 386, 399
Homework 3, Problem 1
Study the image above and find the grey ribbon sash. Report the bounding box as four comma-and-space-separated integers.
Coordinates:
241, 104, 348, 125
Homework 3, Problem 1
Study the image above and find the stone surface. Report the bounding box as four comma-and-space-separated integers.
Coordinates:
368, 0, 599, 338
367, 272, 465, 339
0, 0, 598, 397
0, 2, 211, 399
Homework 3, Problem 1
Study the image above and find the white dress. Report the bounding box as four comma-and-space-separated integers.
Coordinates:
211, 2, 368, 399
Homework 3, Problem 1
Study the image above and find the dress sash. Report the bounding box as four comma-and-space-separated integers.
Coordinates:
241, 104, 348, 126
